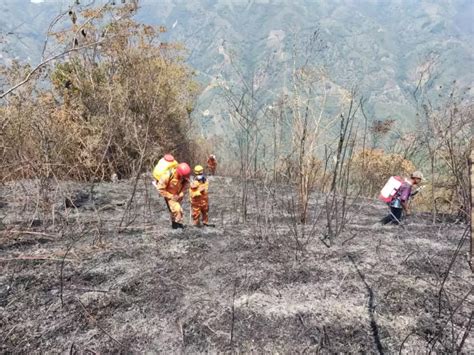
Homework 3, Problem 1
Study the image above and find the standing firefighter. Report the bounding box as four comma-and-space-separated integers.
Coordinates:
153, 155, 191, 229
189, 165, 210, 226
380, 171, 423, 225
207, 154, 217, 175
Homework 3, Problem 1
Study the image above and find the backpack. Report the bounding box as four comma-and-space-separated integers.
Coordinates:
379, 176, 404, 203
152, 154, 178, 181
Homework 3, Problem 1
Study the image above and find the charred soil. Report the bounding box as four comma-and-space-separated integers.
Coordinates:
0, 177, 472, 353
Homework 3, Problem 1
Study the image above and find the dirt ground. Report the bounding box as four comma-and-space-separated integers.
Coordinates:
0, 176, 472, 353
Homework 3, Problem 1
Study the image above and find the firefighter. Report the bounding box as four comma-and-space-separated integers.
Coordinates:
381, 171, 423, 225
189, 165, 210, 226
155, 162, 191, 229
207, 154, 217, 175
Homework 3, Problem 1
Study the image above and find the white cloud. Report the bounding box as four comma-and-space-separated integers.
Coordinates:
30, 0, 45, 3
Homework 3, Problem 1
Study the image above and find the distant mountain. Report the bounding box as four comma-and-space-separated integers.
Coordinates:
0, 0, 60, 63
1, 0, 473, 133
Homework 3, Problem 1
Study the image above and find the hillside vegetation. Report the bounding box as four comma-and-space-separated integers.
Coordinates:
2, 0, 472, 127
1, 4, 198, 181
0, 1, 471, 222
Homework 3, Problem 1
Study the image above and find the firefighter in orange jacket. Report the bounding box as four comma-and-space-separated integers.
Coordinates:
156, 162, 191, 229
207, 154, 217, 175
189, 165, 209, 226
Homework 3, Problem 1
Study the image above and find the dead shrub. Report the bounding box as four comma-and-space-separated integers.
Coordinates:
350, 149, 416, 197
0, 6, 199, 182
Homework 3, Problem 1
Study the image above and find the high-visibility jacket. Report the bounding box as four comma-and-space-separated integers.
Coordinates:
189, 178, 209, 204
156, 169, 189, 200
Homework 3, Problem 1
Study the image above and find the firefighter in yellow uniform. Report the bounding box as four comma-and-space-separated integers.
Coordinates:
189, 165, 209, 226
156, 162, 191, 229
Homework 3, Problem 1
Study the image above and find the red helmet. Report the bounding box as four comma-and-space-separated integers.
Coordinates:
176, 162, 191, 178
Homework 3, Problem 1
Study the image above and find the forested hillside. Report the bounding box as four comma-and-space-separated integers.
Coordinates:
1, 0, 473, 128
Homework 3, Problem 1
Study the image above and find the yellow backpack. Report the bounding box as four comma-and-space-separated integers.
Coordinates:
152, 154, 178, 181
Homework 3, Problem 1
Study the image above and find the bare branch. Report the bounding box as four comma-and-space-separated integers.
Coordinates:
0, 39, 105, 100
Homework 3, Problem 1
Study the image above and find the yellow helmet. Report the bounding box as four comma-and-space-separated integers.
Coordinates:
194, 165, 204, 175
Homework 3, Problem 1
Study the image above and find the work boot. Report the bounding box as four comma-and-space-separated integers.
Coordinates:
171, 221, 185, 229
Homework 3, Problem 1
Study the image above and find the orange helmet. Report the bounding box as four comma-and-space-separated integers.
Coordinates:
176, 162, 191, 178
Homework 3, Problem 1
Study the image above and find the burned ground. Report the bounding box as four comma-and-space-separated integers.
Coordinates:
0, 177, 472, 353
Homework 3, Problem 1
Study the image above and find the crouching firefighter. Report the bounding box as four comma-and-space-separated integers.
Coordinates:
153, 156, 191, 229
189, 165, 211, 227
380, 171, 423, 225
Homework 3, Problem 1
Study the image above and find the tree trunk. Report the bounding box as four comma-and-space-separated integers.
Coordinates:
470, 147, 473, 272
431, 154, 436, 224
